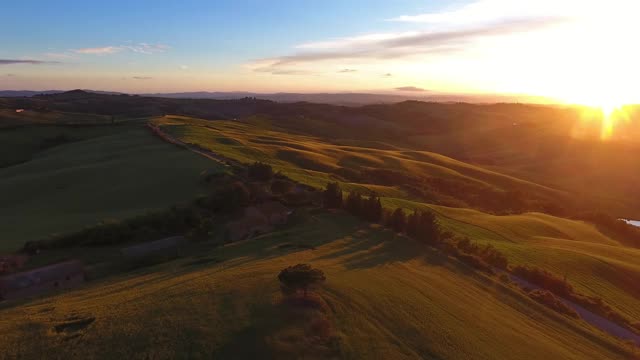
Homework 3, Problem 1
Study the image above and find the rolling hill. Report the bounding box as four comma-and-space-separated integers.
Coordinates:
1, 97, 640, 358
0, 213, 634, 359
0, 121, 218, 252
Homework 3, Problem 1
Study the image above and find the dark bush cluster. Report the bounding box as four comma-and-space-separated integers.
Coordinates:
453, 238, 509, 269
322, 182, 343, 209
511, 265, 574, 297
25, 180, 250, 251
511, 265, 639, 333
343, 190, 383, 223
278, 263, 326, 298
271, 178, 294, 194
196, 181, 250, 212
248, 161, 274, 182
528, 289, 580, 318
25, 206, 201, 250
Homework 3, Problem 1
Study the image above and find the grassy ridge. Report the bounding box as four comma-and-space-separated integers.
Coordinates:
153, 116, 566, 207
0, 213, 631, 359
152, 115, 640, 333
0, 123, 217, 252
0, 125, 126, 168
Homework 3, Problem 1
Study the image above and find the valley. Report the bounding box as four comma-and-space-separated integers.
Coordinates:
0, 93, 639, 358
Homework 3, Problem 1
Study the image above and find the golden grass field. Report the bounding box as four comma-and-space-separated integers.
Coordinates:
152, 115, 640, 330
0, 213, 634, 359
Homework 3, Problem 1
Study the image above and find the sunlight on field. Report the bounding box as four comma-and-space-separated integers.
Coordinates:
0, 213, 631, 359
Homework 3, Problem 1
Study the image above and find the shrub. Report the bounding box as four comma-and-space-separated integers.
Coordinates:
479, 244, 509, 269
388, 208, 406, 233
511, 266, 573, 297
323, 183, 343, 209
457, 253, 493, 273
199, 181, 250, 212
248, 162, 274, 182
528, 289, 580, 318
278, 264, 326, 297
345, 191, 363, 216
271, 179, 294, 194
415, 210, 440, 245
498, 273, 511, 284
188, 218, 214, 242
362, 194, 383, 223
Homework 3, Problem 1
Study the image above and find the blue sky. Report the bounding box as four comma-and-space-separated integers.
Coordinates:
1, 0, 441, 68
2, 0, 639, 105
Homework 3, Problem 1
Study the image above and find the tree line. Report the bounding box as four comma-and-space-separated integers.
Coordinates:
322, 182, 640, 333
324, 182, 505, 271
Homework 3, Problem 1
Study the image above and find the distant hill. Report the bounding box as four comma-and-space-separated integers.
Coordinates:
0, 90, 64, 97
137, 91, 549, 105
141, 91, 433, 105
0, 90, 122, 97
1, 89, 545, 105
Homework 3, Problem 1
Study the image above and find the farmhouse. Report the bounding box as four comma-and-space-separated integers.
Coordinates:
121, 236, 186, 261
0, 260, 84, 301
226, 201, 291, 242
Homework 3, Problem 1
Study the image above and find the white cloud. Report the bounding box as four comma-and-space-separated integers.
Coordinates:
73, 46, 123, 55
180, 65, 189, 70
44, 52, 76, 59
296, 32, 417, 50
249, 17, 561, 74
73, 43, 169, 55
123, 43, 170, 54
396, 86, 426, 92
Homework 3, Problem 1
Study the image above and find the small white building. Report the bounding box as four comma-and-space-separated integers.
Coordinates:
15, 109, 25, 113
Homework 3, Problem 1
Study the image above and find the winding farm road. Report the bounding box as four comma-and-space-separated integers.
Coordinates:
147, 122, 238, 167
507, 273, 640, 346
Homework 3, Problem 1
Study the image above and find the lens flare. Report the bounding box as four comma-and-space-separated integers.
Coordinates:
598, 104, 631, 141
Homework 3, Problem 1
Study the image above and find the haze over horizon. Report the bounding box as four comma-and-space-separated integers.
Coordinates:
2, 0, 639, 107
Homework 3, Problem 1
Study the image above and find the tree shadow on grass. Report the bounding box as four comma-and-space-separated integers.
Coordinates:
219, 213, 364, 267
213, 296, 339, 359
308, 223, 446, 270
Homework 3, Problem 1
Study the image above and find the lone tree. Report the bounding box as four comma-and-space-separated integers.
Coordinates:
278, 264, 326, 297
388, 208, 406, 233
323, 182, 343, 209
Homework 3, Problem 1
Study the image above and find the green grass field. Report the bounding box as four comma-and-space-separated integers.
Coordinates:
0, 109, 112, 128
0, 213, 633, 359
0, 122, 219, 252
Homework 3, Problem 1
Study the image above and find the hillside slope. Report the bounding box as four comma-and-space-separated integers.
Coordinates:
0, 213, 632, 359
152, 116, 568, 213
385, 199, 640, 323
0, 123, 216, 252
149, 115, 640, 333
